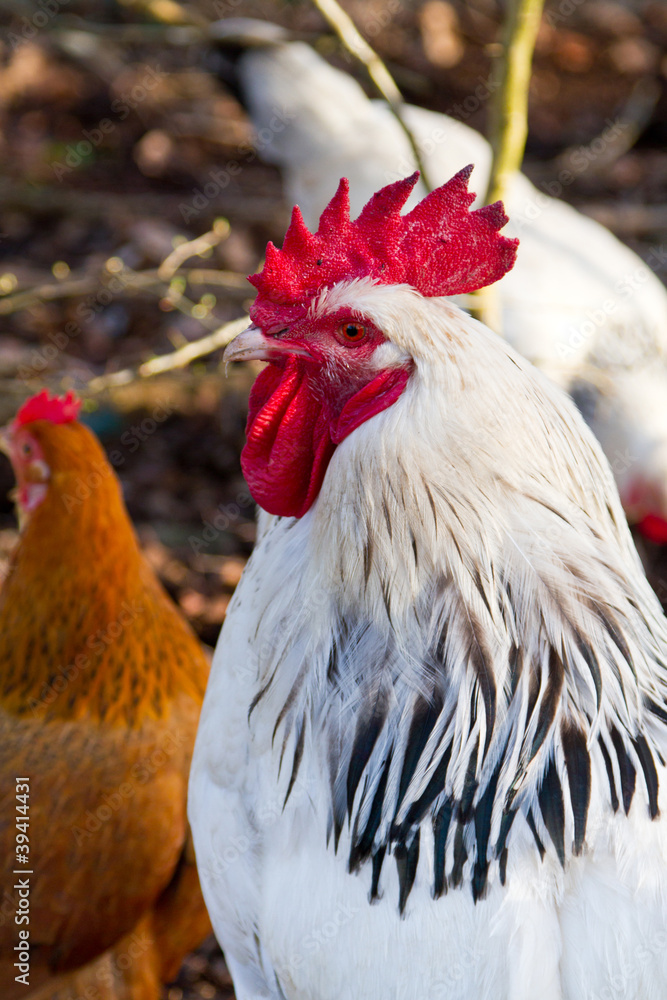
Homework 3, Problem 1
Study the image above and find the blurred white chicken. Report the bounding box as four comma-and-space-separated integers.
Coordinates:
211, 18, 667, 539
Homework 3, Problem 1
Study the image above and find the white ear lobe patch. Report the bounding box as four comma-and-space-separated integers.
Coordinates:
371, 340, 412, 369
29, 459, 50, 483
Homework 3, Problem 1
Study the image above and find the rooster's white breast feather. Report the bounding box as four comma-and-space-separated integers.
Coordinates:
191, 283, 667, 999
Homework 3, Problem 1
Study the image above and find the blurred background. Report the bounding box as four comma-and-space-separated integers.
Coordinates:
0, 0, 666, 995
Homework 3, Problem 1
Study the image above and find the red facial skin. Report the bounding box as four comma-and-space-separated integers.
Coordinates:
623, 480, 667, 545
242, 308, 412, 518
637, 514, 667, 545
241, 171, 517, 520
0, 425, 50, 515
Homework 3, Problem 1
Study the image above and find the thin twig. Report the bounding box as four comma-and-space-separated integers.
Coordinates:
311, 0, 433, 192
124, 261, 222, 331
185, 269, 250, 292
0, 264, 250, 317
157, 219, 230, 281
0, 276, 102, 315
485, 0, 545, 208
87, 316, 249, 393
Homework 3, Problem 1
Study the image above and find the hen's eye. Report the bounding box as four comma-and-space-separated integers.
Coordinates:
21, 442, 32, 457
338, 321, 366, 344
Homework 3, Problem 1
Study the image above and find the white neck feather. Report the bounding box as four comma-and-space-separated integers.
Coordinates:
250, 283, 667, 903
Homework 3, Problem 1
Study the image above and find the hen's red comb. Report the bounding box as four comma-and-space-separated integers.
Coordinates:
14, 390, 81, 428
249, 167, 518, 329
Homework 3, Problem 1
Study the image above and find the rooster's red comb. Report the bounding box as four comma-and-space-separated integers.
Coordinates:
249, 166, 518, 329
14, 390, 81, 428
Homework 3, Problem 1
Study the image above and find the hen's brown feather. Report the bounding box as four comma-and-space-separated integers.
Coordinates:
0, 418, 211, 999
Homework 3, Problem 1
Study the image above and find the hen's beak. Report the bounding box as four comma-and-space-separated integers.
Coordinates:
0, 426, 11, 456
223, 325, 309, 363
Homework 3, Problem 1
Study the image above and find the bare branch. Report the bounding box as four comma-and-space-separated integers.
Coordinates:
157, 219, 230, 282
472, 0, 545, 333
87, 316, 249, 393
0, 262, 250, 317
485, 0, 546, 208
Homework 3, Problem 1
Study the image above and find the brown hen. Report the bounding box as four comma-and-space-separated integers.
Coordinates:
0, 391, 211, 1000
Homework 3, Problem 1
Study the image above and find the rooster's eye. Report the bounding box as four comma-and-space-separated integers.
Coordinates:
21, 443, 32, 457
338, 322, 366, 345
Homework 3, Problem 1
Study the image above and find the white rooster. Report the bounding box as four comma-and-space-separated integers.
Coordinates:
210, 19, 667, 540
189, 171, 667, 1000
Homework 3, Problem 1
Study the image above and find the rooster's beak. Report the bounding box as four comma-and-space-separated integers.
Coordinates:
223, 325, 309, 363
